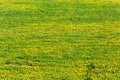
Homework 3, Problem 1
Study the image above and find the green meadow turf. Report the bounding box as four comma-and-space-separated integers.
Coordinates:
0, 0, 120, 80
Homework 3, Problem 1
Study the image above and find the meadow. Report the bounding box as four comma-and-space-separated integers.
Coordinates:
0, 0, 120, 80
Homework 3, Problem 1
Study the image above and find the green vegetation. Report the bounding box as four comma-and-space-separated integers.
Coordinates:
0, 0, 120, 80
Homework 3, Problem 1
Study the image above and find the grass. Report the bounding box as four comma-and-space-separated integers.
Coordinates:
0, 0, 120, 80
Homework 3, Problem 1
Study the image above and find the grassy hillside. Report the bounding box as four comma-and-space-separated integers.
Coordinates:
0, 0, 120, 80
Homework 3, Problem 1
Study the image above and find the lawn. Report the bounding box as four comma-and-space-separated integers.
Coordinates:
0, 0, 120, 80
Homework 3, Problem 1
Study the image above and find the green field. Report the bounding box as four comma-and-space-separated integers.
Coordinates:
0, 0, 120, 80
